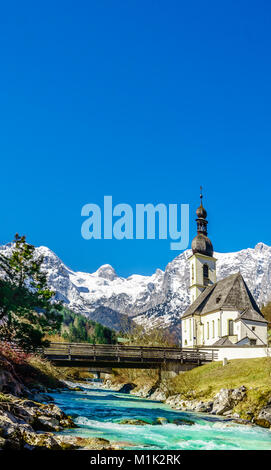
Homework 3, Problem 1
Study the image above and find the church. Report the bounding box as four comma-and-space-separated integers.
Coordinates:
181, 193, 268, 348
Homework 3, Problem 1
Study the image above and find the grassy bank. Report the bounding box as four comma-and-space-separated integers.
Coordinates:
168, 357, 271, 419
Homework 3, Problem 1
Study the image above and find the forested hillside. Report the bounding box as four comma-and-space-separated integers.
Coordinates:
57, 308, 117, 344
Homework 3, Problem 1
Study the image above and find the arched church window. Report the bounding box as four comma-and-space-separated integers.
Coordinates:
228, 319, 234, 336
203, 264, 209, 285
192, 264, 194, 282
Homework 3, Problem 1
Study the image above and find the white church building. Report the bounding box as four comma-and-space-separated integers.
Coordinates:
181, 193, 268, 348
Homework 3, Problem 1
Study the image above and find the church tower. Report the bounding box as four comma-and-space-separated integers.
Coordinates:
189, 188, 216, 303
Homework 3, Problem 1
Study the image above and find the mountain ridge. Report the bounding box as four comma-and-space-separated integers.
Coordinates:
0, 242, 270, 335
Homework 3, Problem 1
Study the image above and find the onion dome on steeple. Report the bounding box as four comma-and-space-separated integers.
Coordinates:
191, 187, 213, 257
196, 198, 207, 219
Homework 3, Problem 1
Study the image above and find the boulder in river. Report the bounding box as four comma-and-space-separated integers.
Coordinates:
172, 418, 195, 426
118, 418, 150, 425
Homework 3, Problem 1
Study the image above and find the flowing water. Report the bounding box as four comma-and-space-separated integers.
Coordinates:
50, 382, 271, 450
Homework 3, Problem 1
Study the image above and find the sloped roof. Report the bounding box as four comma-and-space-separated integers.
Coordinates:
212, 336, 233, 346
183, 272, 267, 323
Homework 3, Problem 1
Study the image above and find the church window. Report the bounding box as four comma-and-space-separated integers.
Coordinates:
203, 264, 209, 285
228, 319, 234, 336
212, 320, 215, 338
207, 322, 209, 339
189, 319, 192, 341
192, 264, 195, 282
217, 318, 220, 336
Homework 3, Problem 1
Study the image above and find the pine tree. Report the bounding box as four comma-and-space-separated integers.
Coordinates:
0, 234, 62, 351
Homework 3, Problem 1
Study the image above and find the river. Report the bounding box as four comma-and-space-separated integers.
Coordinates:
49, 382, 271, 450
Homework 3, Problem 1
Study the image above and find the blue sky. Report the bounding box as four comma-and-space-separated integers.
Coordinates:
0, 1, 271, 276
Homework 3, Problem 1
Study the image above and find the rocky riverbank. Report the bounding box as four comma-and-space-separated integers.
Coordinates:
101, 378, 271, 429
0, 387, 122, 450
0, 348, 121, 450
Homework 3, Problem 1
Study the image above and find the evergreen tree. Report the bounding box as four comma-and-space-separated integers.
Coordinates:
0, 234, 62, 351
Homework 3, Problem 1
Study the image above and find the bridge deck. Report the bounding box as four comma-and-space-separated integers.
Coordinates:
42, 343, 217, 368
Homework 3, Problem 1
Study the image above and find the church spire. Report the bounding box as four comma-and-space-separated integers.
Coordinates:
189, 188, 217, 303
196, 186, 208, 236
191, 187, 213, 257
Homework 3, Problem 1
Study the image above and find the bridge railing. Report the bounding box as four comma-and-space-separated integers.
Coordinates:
42, 342, 218, 363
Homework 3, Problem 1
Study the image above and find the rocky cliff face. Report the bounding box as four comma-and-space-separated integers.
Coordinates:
0, 242, 270, 334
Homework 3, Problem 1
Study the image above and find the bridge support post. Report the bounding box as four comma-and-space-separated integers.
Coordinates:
158, 366, 162, 382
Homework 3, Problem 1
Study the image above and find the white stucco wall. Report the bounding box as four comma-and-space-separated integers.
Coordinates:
199, 310, 241, 346
238, 319, 268, 346
200, 346, 271, 361
200, 311, 221, 346
220, 310, 239, 339
181, 312, 268, 347
182, 317, 195, 347
189, 254, 216, 303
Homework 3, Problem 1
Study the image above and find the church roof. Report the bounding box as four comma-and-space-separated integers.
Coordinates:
182, 272, 267, 323
212, 336, 233, 346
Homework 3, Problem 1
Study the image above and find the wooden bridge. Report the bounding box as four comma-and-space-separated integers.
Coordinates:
42, 342, 217, 372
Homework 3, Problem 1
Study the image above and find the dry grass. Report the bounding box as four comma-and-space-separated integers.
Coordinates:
44, 333, 68, 343
26, 354, 67, 385
111, 368, 159, 388
61, 368, 94, 381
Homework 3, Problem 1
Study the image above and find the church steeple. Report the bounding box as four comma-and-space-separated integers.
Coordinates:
189, 188, 216, 303
196, 187, 208, 235
192, 187, 213, 257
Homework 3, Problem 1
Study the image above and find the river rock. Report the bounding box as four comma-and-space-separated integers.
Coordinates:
156, 417, 168, 425
193, 401, 213, 413
118, 418, 150, 425
212, 387, 247, 415
0, 370, 27, 396
31, 392, 53, 403
165, 394, 182, 407
55, 435, 119, 450
0, 436, 6, 449
131, 384, 152, 397
255, 406, 271, 428
172, 418, 195, 426
119, 383, 136, 393
149, 388, 167, 401
35, 416, 61, 431
102, 379, 129, 392
0, 393, 77, 449
21, 430, 62, 450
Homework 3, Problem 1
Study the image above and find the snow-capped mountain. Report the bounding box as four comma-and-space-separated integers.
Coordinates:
0, 242, 270, 335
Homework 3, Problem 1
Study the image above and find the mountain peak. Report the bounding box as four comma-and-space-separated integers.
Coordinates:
254, 242, 270, 252
95, 264, 118, 281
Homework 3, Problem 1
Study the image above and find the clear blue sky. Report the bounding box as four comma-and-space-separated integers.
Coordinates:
0, 1, 271, 276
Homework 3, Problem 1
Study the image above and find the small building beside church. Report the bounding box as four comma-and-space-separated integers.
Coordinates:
182, 193, 268, 348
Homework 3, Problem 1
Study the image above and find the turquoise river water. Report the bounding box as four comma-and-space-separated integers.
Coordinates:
50, 382, 271, 450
